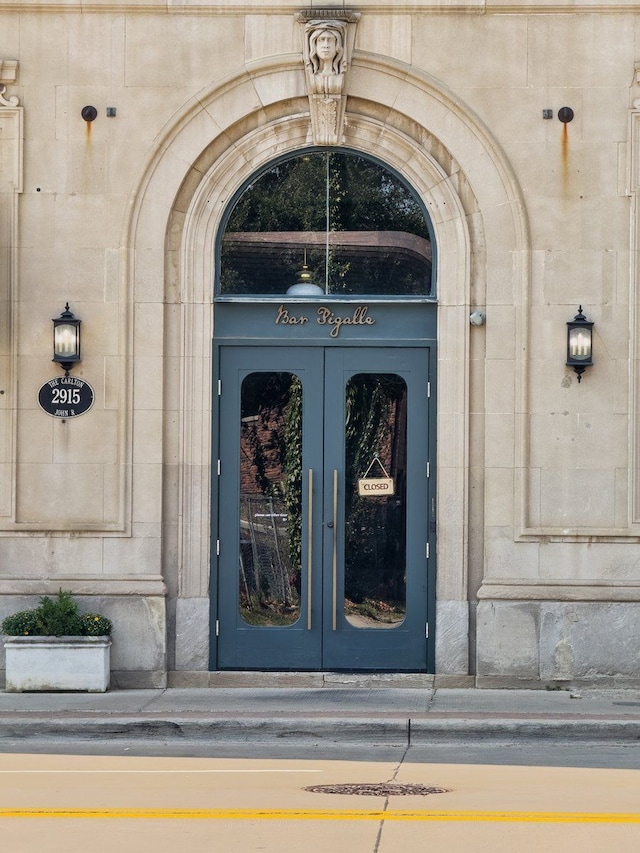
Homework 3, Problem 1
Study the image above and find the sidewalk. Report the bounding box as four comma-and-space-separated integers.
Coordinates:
1, 685, 640, 745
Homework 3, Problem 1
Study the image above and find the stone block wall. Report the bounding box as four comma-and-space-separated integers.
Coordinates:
0, 2, 639, 683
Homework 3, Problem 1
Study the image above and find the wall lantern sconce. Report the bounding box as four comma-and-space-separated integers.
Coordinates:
52, 303, 81, 375
566, 305, 593, 383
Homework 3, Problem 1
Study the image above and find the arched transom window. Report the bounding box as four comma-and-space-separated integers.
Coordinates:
218, 150, 435, 298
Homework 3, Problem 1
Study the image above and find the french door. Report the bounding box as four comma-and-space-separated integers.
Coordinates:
215, 345, 434, 671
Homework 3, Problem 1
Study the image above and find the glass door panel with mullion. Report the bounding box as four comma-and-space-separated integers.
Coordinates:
216, 346, 324, 670
321, 347, 430, 671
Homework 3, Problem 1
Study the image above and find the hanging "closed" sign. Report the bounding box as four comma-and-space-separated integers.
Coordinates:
358, 478, 395, 497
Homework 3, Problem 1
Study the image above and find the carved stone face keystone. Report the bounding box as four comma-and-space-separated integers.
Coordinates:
299, 14, 359, 145
308, 24, 345, 76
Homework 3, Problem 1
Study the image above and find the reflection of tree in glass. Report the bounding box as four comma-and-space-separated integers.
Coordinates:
221, 151, 432, 296
283, 377, 303, 579
239, 373, 302, 626
344, 374, 407, 623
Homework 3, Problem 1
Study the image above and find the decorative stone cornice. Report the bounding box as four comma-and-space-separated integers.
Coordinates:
0, 59, 18, 84
0, 60, 19, 107
296, 10, 360, 145
296, 8, 361, 24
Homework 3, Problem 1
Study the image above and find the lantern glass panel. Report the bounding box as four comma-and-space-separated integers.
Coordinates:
54, 323, 79, 358
568, 326, 592, 362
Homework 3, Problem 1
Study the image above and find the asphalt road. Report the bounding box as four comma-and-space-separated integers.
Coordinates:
0, 744, 638, 852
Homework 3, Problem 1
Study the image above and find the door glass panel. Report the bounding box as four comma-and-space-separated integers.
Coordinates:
344, 373, 407, 628
239, 372, 302, 626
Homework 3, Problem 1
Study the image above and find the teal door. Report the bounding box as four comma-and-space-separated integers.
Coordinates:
215, 345, 434, 671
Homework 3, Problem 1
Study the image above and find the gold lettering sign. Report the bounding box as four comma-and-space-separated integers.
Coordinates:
274, 304, 376, 338
316, 305, 375, 337
275, 305, 309, 326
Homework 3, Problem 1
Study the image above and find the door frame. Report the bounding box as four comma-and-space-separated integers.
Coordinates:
211, 299, 437, 672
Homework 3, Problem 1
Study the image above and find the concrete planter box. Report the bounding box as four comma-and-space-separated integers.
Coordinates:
4, 636, 111, 692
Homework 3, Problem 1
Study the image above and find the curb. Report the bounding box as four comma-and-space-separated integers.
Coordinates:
0, 717, 409, 744
1, 716, 639, 744
408, 717, 640, 743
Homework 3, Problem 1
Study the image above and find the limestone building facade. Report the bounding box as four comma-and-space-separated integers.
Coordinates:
2, 1, 640, 687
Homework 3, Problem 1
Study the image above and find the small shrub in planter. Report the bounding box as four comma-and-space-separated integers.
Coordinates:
1, 590, 112, 638
0, 608, 41, 637
80, 613, 113, 636
2, 590, 112, 692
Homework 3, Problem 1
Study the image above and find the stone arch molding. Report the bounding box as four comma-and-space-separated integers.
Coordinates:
125, 54, 529, 675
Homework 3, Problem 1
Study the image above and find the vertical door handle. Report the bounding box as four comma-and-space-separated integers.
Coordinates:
307, 469, 313, 631
332, 469, 338, 631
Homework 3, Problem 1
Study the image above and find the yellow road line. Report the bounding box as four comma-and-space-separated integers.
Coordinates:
0, 809, 639, 823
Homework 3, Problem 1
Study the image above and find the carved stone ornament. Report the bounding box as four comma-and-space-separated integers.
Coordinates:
297, 10, 360, 145
0, 60, 19, 107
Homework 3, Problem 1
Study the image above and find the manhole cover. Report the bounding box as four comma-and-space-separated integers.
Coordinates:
304, 783, 450, 797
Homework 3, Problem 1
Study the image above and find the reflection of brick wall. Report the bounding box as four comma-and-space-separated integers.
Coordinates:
353, 395, 406, 485
374, 407, 394, 478
239, 385, 408, 494
240, 411, 286, 496
389, 395, 407, 482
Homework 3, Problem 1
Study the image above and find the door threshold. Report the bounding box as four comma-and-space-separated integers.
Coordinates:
169, 671, 436, 689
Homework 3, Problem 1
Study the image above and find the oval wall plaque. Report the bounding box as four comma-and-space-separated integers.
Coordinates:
38, 376, 95, 419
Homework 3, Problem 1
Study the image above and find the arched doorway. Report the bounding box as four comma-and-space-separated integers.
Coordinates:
124, 54, 528, 680
212, 150, 436, 671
